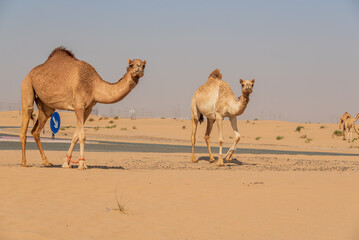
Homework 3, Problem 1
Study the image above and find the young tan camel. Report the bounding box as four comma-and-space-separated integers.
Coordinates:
191, 69, 255, 166
339, 112, 352, 131
20, 47, 146, 169
339, 112, 352, 140
342, 113, 359, 143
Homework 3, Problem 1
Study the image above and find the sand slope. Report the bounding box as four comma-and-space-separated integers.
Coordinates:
1, 167, 359, 240
1, 111, 359, 239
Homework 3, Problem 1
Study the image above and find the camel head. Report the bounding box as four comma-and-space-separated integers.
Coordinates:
239, 79, 255, 94
127, 59, 146, 78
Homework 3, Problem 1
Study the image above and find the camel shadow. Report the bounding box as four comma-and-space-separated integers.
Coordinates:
197, 156, 255, 166
46, 164, 125, 170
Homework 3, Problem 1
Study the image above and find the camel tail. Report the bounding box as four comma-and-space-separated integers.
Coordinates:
209, 69, 222, 80
199, 114, 204, 124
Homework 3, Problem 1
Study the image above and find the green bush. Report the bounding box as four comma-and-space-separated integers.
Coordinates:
295, 126, 304, 132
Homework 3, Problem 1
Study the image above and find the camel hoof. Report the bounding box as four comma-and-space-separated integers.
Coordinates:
78, 160, 88, 170
21, 163, 31, 167
209, 158, 215, 163
43, 162, 53, 167
191, 158, 198, 163
62, 162, 71, 168
217, 159, 224, 167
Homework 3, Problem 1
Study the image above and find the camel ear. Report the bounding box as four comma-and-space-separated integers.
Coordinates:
143, 60, 146, 65
251, 79, 255, 84
128, 59, 132, 64
239, 79, 244, 84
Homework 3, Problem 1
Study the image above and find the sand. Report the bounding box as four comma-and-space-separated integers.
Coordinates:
1, 111, 359, 239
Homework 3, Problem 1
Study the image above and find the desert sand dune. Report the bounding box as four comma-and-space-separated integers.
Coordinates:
1, 111, 359, 240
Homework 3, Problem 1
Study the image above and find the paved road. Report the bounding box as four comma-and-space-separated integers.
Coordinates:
1, 133, 359, 157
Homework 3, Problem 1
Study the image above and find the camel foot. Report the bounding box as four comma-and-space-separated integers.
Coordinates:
209, 158, 215, 163
191, 157, 198, 163
217, 158, 224, 167
42, 161, 53, 167
225, 153, 233, 163
62, 162, 71, 168
21, 163, 31, 167
78, 160, 88, 170
225, 156, 233, 163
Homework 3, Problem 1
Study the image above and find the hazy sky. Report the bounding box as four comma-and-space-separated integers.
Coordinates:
0, 0, 358, 122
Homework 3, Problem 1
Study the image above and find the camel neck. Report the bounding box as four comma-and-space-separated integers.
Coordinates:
232, 92, 250, 116
94, 72, 139, 104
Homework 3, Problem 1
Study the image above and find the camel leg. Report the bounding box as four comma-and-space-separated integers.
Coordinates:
216, 115, 224, 167
31, 100, 54, 166
74, 107, 87, 170
62, 107, 92, 168
343, 126, 347, 140
225, 117, 240, 163
20, 77, 34, 167
204, 119, 215, 163
20, 108, 33, 167
348, 129, 352, 143
191, 116, 199, 163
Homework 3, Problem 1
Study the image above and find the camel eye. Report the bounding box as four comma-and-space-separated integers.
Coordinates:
143, 65, 145, 69
129, 64, 133, 68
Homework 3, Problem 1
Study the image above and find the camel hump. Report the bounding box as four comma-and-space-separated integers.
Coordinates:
209, 69, 222, 80
47, 46, 75, 60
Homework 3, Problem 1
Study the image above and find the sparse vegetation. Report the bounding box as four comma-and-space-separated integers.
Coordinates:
106, 125, 117, 129
109, 120, 114, 124
246, 120, 250, 124
300, 134, 307, 139
114, 116, 119, 120
120, 127, 127, 130
114, 190, 127, 214
305, 138, 312, 143
182, 125, 186, 129
94, 126, 99, 131
161, 117, 165, 119
295, 126, 304, 132
255, 137, 261, 140
229, 136, 233, 139
352, 138, 358, 143
89, 118, 95, 122
254, 118, 258, 121
60, 127, 65, 131
99, 117, 103, 120
276, 136, 284, 140
320, 125, 325, 129
132, 126, 137, 130
332, 130, 343, 137
349, 145, 359, 149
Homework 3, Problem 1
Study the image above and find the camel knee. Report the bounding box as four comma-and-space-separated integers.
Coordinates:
32, 130, 40, 141
234, 133, 240, 142
218, 138, 224, 144
204, 135, 210, 142
19, 133, 27, 142
79, 133, 86, 143
191, 135, 196, 144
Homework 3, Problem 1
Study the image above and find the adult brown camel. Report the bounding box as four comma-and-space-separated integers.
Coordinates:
342, 113, 359, 143
20, 47, 146, 169
191, 69, 255, 166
